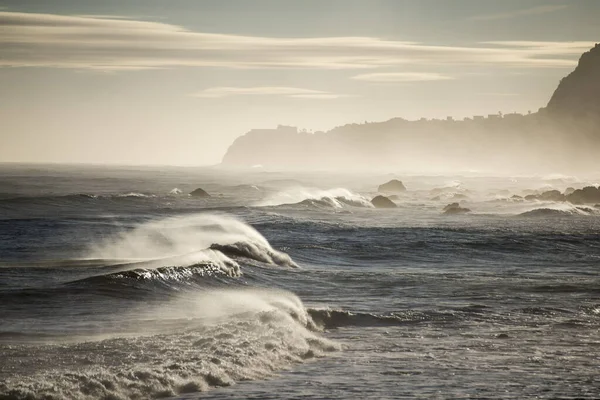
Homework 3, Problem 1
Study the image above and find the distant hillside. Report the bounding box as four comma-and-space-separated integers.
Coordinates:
222, 44, 600, 172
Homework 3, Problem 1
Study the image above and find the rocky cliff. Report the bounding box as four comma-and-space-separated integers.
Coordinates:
547, 43, 600, 120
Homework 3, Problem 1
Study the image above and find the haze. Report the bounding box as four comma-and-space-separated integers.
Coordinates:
1, 0, 599, 166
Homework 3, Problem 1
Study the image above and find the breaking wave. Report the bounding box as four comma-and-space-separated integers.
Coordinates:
518, 204, 599, 217
0, 289, 339, 400
307, 308, 458, 330
257, 187, 373, 209
71, 260, 242, 291
88, 213, 297, 272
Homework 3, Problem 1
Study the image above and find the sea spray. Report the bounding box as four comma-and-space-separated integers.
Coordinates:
87, 213, 296, 270
257, 187, 373, 208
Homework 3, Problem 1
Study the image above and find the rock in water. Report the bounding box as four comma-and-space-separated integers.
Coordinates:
443, 202, 471, 215
378, 179, 406, 193
190, 188, 211, 198
371, 195, 397, 208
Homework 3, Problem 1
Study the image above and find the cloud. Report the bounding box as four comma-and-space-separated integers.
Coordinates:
352, 72, 454, 82
485, 41, 596, 55
289, 94, 348, 99
192, 87, 343, 99
0, 11, 594, 71
468, 5, 568, 21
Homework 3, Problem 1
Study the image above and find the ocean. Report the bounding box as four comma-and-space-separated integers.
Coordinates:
1, 164, 599, 399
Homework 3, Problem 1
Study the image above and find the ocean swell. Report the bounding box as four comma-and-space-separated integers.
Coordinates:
307, 308, 458, 330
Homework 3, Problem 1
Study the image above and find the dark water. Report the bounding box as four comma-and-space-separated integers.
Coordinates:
1, 164, 599, 399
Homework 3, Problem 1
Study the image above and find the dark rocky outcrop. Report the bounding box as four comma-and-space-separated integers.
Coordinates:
371, 195, 397, 208
378, 179, 406, 193
566, 186, 600, 204
190, 188, 211, 198
443, 202, 471, 215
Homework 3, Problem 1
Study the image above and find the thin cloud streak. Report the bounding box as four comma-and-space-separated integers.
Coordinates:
478, 92, 521, 97
468, 5, 568, 21
192, 87, 343, 99
485, 41, 596, 55
0, 12, 593, 71
353, 72, 454, 82
289, 94, 348, 99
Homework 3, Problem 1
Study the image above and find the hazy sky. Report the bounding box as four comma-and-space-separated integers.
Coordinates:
0, 0, 598, 165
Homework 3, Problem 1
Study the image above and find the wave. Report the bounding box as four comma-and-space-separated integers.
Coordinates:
87, 213, 297, 272
0, 215, 297, 308
0, 289, 339, 399
71, 259, 242, 290
518, 204, 598, 217
0, 192, 160, 207
210, 242, 297, 268
307, 308, 458, 329
115, 192, 156, 198
68, 244, 296, 293
257, 187, 373, 209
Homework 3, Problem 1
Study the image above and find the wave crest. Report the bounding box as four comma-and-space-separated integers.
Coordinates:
518, 204, 598, 217
257, 187, 373, 208
210, 242, 297, 268
88, 213, 297, 273
307, 308, 457, 329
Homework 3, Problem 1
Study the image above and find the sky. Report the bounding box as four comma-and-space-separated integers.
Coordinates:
0, 0, 598, 165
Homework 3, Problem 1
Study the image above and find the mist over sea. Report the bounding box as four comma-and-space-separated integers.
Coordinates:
1, 164, 600, 399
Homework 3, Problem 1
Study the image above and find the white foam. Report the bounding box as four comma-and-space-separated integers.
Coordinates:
116, 192, 156, 198
520, 202, 598, 216
87, 213, 296, 271
0, 289, 339, 399
257, 187, 373, 208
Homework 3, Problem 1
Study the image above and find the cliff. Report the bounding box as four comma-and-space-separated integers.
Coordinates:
546, 43, 600, 120
221, 44, 600, 172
